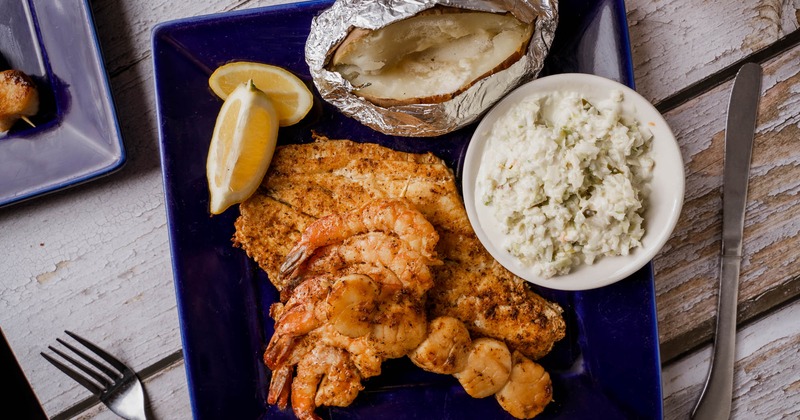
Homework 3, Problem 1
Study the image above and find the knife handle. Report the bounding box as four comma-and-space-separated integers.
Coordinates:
692, 255, 741, 420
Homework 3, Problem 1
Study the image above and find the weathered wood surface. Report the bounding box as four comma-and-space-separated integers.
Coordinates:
663, 299, 800, 419
0, 0, 797, 418
0, 0, 292, 417
625, 0, 800, 104
655, 42, 800, 362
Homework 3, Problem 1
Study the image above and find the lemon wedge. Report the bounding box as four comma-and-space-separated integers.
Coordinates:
209, 62, 313, 126
207, 80, 279, 215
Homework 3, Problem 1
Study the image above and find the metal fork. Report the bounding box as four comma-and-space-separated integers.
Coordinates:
41, 331, 149, 420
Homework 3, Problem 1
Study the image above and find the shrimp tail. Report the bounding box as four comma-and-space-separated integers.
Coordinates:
280, 272, 309, 302
264, 335, 296, 369
267, 365, 293, 409
279, 244, 309, 281
265, 298, 323, 368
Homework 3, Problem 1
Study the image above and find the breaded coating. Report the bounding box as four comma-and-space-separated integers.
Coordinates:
0, 70, 39, 132
233, 135, 565, 359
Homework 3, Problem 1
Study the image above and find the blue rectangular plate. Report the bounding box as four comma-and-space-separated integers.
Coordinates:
0, 0, 125, 207
154, 1, 663, 419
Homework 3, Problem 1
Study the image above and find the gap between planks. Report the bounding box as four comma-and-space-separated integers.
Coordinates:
661, 277, 800, 364
654, 30, 800, 114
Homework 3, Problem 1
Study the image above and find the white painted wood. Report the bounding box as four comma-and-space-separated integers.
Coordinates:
0, 137, 178, 415
625, 0, 800, 104
0, 0, 293, 416
654, 42, 800, 353
91, 0, 294, 75
663, 299, 800, 419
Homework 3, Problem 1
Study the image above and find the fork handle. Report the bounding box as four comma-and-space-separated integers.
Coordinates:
691, 256, 740, 420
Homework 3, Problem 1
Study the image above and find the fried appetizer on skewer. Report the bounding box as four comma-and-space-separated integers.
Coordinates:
0, 69, 39, 133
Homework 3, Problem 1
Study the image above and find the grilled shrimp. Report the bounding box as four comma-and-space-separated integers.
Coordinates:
495, 351, 553, 419
267, 365, 292, 409
280, 198, 439, 282
408, 316, 472, 374
264, 276, 332, 369
321, 282, 428, 367
267, 273, 384, 371
291, 345, 363, 420
318, 327, 384, 378
453, 337, 512, 398
266, 334, 317, 409
300, 232, 438, 296
266, 198, 441, 418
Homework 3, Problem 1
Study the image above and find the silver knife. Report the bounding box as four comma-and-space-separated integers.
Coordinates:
691, 62, 762, 420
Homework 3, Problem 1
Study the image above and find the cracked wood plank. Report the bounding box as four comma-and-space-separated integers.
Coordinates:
90, 0, 293, 76
655, 42, 800, 362
663, 299, 800, 419
0, 0, 295, 416
625, 0, 800, 104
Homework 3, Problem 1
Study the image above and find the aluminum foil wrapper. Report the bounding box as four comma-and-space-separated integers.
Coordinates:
305, 0, 558, 137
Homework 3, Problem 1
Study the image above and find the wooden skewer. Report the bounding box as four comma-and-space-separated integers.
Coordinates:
20, 115, 36, 128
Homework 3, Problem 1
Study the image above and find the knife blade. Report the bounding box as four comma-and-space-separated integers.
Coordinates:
692, 62, 762, 420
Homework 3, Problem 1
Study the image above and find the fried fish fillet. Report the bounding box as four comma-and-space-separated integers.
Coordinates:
233, 135, 565, 359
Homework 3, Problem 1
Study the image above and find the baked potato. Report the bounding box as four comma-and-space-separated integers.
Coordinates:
328, 6, 534, 107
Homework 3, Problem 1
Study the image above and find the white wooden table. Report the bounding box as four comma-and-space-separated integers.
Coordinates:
1, 0, 798, 418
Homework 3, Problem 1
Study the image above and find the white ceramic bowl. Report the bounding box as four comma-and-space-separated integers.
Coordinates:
463, 73, 685, 291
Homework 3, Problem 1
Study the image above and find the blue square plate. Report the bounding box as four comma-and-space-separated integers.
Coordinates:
0, 0, 125, 207
154, 1, 663, 418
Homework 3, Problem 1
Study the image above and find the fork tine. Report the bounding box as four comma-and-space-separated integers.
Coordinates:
41, 352, 102, 395
64, 330, 128, 373
49, 345, 112, 388
57, 338, 119, 379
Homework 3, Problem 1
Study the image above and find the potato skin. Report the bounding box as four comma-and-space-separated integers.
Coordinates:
328, 6, 534, 108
